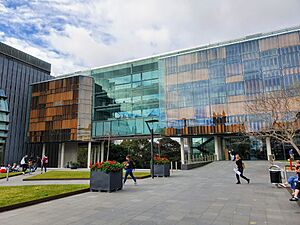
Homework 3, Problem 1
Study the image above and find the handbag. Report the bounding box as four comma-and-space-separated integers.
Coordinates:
233, 168, 241, 175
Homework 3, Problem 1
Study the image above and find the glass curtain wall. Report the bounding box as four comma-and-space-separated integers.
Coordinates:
160, 30, 300, 136
0, 89, 8, 163
92, 58, 160, 138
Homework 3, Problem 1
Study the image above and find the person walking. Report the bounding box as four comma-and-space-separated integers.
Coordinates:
230, 148, 236, 161
235, 154, 250, 184
123, 155, 137, 185
20, 155, 28, 175
41, 155, 48, 174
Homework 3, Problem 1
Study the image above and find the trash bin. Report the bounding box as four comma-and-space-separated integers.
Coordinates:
269, 165, 282, 184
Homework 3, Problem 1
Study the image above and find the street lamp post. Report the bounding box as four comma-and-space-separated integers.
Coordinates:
145, 119, 159, 179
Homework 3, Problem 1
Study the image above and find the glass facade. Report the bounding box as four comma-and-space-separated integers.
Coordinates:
0, 42, 52, 164
91, 58, 161, 138
160, 29, 300, 136
57, 26, 300, 146
0, 89, 9, 164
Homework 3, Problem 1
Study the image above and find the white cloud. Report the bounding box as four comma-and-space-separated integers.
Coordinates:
0, 0, 299, 76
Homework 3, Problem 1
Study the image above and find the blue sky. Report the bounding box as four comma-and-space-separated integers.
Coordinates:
0, 0, 300, 75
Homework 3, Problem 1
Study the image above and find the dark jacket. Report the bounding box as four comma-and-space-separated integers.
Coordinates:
125, 160, 135, 170
236, 159, 243, 170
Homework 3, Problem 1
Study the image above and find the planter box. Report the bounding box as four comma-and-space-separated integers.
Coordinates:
154, 164, 170, 177
90, 170, 123, 192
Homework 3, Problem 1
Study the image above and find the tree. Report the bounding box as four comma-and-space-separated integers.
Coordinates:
120, 139, 151, 168
105, 143, 126, 163
156, 137, 181, 162
244, 88, 300, 155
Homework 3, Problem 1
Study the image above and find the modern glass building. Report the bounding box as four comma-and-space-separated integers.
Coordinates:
28, 75, 93, 167
29, 26, 300, 166
160, 28, 300, 135
0, 89, 9, 164
0, 42, 52, 164
159, 26, 300, 160
92, 57, 161, 138
90, 26, 300, 161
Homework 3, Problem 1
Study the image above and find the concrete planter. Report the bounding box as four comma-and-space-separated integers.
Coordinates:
90, 170, 123, 192
154, 164, 170, 177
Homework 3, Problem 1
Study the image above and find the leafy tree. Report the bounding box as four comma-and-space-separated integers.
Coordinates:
156, 137, 181, 162
120, 139, 151, 168
108, 143, 127, 163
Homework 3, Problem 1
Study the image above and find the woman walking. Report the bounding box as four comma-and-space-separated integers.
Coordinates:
235, 154, 250, 184
124, 155, 137, 185
41, 155, 48, 174
20, 155, 28, 175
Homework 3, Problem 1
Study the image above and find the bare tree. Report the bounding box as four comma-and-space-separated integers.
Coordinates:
244, 88, 300, 156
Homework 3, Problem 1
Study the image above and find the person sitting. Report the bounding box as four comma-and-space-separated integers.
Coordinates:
288, 160, 300, 195
290, 161, 300, 201
10, 163, 20, 172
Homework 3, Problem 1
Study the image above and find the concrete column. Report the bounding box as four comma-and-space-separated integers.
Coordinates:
187, 138, 192, 163
266, 137, 272, 160
42, 143, 46, 157
214, 136, 222, 161
60, 143, 65, 168
93, 146, 97, 163
57, 144, 61, 167
101, 141, 105, 162
96, 145, 100, 162
87, 141, 92, 168
180, 138, 185, 165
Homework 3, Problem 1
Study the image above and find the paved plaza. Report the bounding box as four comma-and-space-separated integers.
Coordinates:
1, 161, 299, 225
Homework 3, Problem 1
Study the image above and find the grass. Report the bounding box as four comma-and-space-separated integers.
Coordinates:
0, 172, 23, 179
0, 184, 89, 208
24, 171, 90, 180
24, 170, 150, 180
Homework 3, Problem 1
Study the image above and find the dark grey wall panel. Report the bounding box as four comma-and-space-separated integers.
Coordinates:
0, 43, 52, 164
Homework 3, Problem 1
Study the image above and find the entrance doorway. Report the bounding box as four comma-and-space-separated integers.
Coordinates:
224, 136, 266, 160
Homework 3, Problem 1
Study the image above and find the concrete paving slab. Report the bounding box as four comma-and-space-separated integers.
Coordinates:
0, 161, 299, 225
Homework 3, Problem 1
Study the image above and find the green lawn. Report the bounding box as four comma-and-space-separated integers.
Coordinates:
24, 171, 90, 180
0, 172, 23, 179
24, 170, 150, 180
0, 184, 89, 208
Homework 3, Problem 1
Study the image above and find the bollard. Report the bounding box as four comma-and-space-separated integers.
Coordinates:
6, 168, 9, 181
289, 158, 293, 171
175, 161, 178, 171
170, 161, 173, 173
